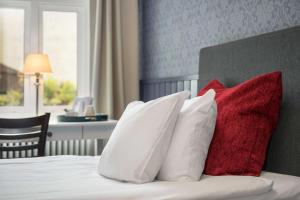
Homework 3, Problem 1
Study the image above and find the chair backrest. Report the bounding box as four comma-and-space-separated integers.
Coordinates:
0, 113, 50, 158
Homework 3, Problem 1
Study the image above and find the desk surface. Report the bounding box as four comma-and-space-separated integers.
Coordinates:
49, 120, 118, 127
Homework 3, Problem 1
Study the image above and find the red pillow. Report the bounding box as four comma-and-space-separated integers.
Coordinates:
198, 71, 282, 176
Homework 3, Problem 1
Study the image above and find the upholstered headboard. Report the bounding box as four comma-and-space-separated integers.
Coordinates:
140, 26, 300, 176
198, 26, 300, 176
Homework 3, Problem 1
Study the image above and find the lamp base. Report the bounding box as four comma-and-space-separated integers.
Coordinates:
34, 73, 41, 116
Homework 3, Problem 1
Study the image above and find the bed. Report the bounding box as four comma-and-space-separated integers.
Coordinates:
1, 27, 300, 199
0, 156, 299, 200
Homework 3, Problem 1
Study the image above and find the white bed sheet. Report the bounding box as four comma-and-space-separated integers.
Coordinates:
0, 155, 299, 200
233, 172, 300, 200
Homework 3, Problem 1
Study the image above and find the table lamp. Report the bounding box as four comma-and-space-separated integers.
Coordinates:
23, 54, 52, 116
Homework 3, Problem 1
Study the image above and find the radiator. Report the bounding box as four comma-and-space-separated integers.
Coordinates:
0, 139, 106, 159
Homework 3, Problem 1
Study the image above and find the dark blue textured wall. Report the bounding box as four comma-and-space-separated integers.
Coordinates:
139, 0, 300, 80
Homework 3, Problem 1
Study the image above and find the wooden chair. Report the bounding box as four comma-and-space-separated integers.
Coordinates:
0, 113, 50, 159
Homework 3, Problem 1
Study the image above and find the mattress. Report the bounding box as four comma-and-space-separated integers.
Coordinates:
0, 156, 299, 200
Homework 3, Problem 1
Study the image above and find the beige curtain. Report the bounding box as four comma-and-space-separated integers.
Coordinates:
90, 0, 139, 119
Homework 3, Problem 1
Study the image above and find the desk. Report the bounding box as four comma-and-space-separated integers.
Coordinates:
47, 120, 117, 141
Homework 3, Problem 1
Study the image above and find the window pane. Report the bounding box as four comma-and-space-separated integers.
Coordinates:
0, 8, 24, 106
43, 11, 77, 106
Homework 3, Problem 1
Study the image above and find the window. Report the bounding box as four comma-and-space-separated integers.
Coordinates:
0, 0, 90, 117
0, 8, 24, 106
42, 11, 77, 106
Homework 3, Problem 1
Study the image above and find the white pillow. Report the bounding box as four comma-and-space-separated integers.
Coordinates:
98, 91, 190, 183
158, 89, 217, 181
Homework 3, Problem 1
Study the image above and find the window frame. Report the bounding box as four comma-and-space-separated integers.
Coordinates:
0, 0, 90, 117
38, 0, 90, 114
0, 0, 34, 116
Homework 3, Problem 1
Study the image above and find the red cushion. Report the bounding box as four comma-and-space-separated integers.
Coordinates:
198, 72, 282, 176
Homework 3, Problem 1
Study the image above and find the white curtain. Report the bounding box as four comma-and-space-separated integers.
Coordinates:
90, 0, 139, 119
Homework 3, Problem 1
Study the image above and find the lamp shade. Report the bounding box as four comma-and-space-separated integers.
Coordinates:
23, 54, 52, 74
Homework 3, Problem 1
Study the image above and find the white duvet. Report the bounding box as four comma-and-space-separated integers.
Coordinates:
0, 156, 294, 200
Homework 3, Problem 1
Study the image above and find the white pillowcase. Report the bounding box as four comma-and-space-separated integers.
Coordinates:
98, 91, 190, 183
158, 89, 217, 181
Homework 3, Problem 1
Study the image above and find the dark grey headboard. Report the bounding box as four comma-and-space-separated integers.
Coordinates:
199, 26, 300, 176
140, 26, 300, 176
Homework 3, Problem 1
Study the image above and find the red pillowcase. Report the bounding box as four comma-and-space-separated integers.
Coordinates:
198, 71, 282, 176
